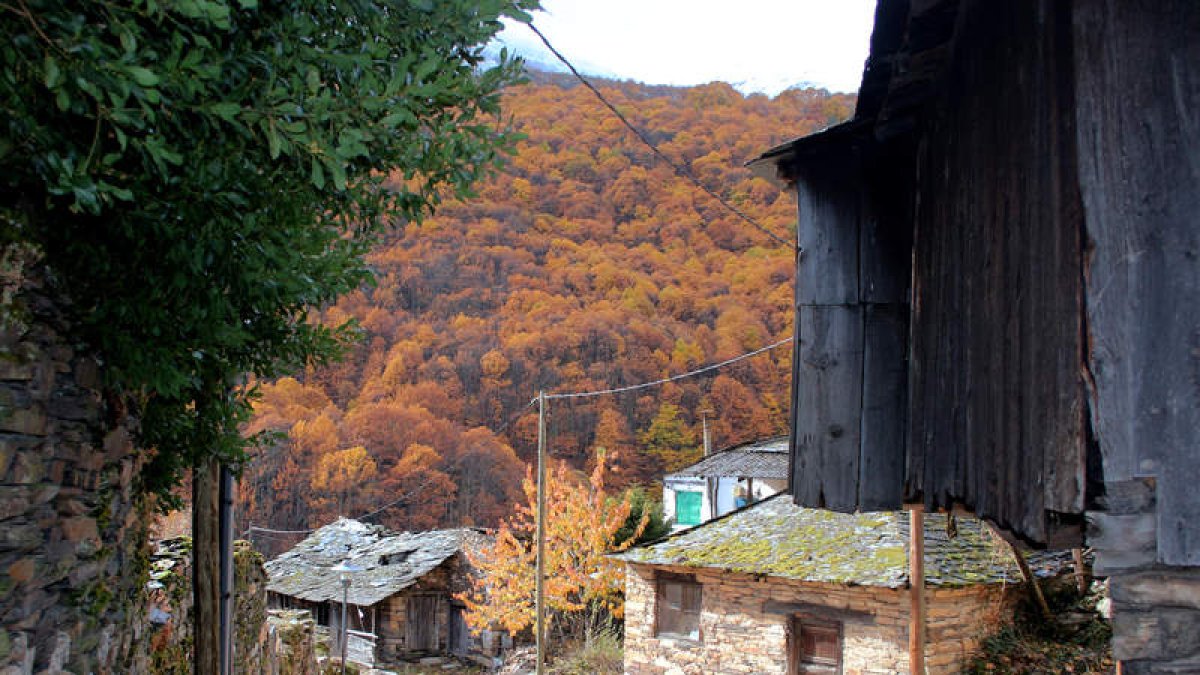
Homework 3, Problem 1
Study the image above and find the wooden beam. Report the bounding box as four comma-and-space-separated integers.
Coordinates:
762, 600, 875, 624
908, 506, 925, 675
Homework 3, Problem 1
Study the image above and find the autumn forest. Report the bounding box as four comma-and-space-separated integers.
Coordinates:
237, 71, 854, 553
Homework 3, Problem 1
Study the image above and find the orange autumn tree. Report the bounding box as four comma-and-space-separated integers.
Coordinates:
460, 449, 647, 639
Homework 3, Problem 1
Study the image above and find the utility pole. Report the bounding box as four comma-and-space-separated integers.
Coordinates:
218, 466, 234, 675
193, 457, 219, 675
535, 391, 547, 675
700, 409, 713, 456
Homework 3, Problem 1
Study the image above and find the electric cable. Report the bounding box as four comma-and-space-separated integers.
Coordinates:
525, 22, 795, 250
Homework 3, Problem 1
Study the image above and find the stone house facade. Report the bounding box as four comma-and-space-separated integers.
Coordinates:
616, 495, 1068, 674
623, 564, 1011, 674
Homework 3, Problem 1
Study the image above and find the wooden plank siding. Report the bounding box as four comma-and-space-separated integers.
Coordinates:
765, 0, 1200, 558
906, 0, 1086, 545
1073, 0, 1200, 564
788, 144, 909, 512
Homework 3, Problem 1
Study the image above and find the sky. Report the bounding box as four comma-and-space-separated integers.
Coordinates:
489, 0, 878, 96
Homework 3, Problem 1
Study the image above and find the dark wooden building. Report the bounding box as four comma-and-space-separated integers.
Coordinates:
265, 519, 498, 668
750, 1, 1199, 670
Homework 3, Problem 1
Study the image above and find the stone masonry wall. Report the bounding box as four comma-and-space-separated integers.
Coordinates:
1089, 478, 1200, 673
1, 264, 152, 673
147, 536, 316, 674
623, 563, 1016, 675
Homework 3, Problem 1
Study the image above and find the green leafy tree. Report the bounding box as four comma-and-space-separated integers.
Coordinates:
638, 402, 699, 471
1, 0, 536, 496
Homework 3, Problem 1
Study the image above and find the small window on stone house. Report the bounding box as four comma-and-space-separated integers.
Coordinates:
655, 574, 702, 641
789, 617, 842, 674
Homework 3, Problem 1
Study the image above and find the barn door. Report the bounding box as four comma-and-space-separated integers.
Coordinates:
449, 603, 470, 656
406, 594, 441, 652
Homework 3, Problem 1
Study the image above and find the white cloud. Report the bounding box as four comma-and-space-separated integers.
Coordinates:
491, 0, 876, 95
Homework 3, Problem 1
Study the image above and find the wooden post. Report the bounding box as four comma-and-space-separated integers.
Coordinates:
1006, 538, 1052, 621
1071, 548, 1088, 594
219, 465, 234, 675
535, 392, 547, 675
908, 506, 925, 675
193, 456, 220, 675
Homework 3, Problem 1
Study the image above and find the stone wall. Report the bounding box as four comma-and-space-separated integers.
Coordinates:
1090, 478, 1200, 673
147, 537, 318, 674
266, 610, 319, 675
1, 263, 152, 673
622, 563, 1016, 675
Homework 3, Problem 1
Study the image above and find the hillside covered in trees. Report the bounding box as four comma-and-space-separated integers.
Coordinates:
238, 72, 854, 548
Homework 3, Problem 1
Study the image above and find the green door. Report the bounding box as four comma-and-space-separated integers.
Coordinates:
675, 490, 702, 526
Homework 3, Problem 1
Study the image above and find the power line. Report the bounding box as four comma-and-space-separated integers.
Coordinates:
546, 336, 793, 400
524, 22, 795, 250
247, 525, 312, 536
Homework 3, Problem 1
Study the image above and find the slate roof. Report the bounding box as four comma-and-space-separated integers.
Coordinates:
665, 436, 788, 480
614, 494, 1072, 588
264, 519, 487, 606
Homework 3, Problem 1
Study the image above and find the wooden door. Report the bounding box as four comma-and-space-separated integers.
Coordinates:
449, 603, 470, 656
406, 594, 441, 652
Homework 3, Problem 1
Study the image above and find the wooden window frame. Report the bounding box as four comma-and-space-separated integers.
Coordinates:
789, 616, 843, 675
653, 573, 702, 642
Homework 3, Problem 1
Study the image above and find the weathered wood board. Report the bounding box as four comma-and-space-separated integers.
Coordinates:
1073, 0, 1200, 564
793, 305, 864, 512
905, 0, 1085, 545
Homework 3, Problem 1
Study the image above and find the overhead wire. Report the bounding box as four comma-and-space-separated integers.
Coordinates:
524, 22, 795, 250
545, 336, 793, 400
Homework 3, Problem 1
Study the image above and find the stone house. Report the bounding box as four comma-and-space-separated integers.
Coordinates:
615, 495, 1069, 674
264, 519, 494, 668
663, 436, 788, 531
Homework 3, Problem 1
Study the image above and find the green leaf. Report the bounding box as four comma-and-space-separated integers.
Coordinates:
127, 66, 160, 88
237, 0, 258, 7
310, 157, 325, 189
120, 31, 138, 54
267, 122, 281, 159
209, 102, 241, 121
43, 55, 61, 89
326, 158, 346, 191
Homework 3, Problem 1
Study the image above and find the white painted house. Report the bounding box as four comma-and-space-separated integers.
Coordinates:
662, 437, 789, 531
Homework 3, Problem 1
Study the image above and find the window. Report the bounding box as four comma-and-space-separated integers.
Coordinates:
655, 575, 702, 640
675, 490, 702, 526
790, 617, 842, 674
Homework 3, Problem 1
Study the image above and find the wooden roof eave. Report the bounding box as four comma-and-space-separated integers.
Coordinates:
746, 118, 874, 190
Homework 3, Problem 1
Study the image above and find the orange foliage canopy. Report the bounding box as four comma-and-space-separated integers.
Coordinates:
238, 73, 854, 551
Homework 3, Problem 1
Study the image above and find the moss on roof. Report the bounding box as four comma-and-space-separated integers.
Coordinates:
614, 495, 1068, 588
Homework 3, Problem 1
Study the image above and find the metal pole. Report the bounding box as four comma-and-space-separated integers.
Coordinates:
535, 391, 547, 675
700, 410, 712, 456
218, 465, 234, 675
340, 575, 350, 675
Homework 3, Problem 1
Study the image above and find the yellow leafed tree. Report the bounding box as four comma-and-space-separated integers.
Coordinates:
459, 449, 647, 639
308, 445, 378, 523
